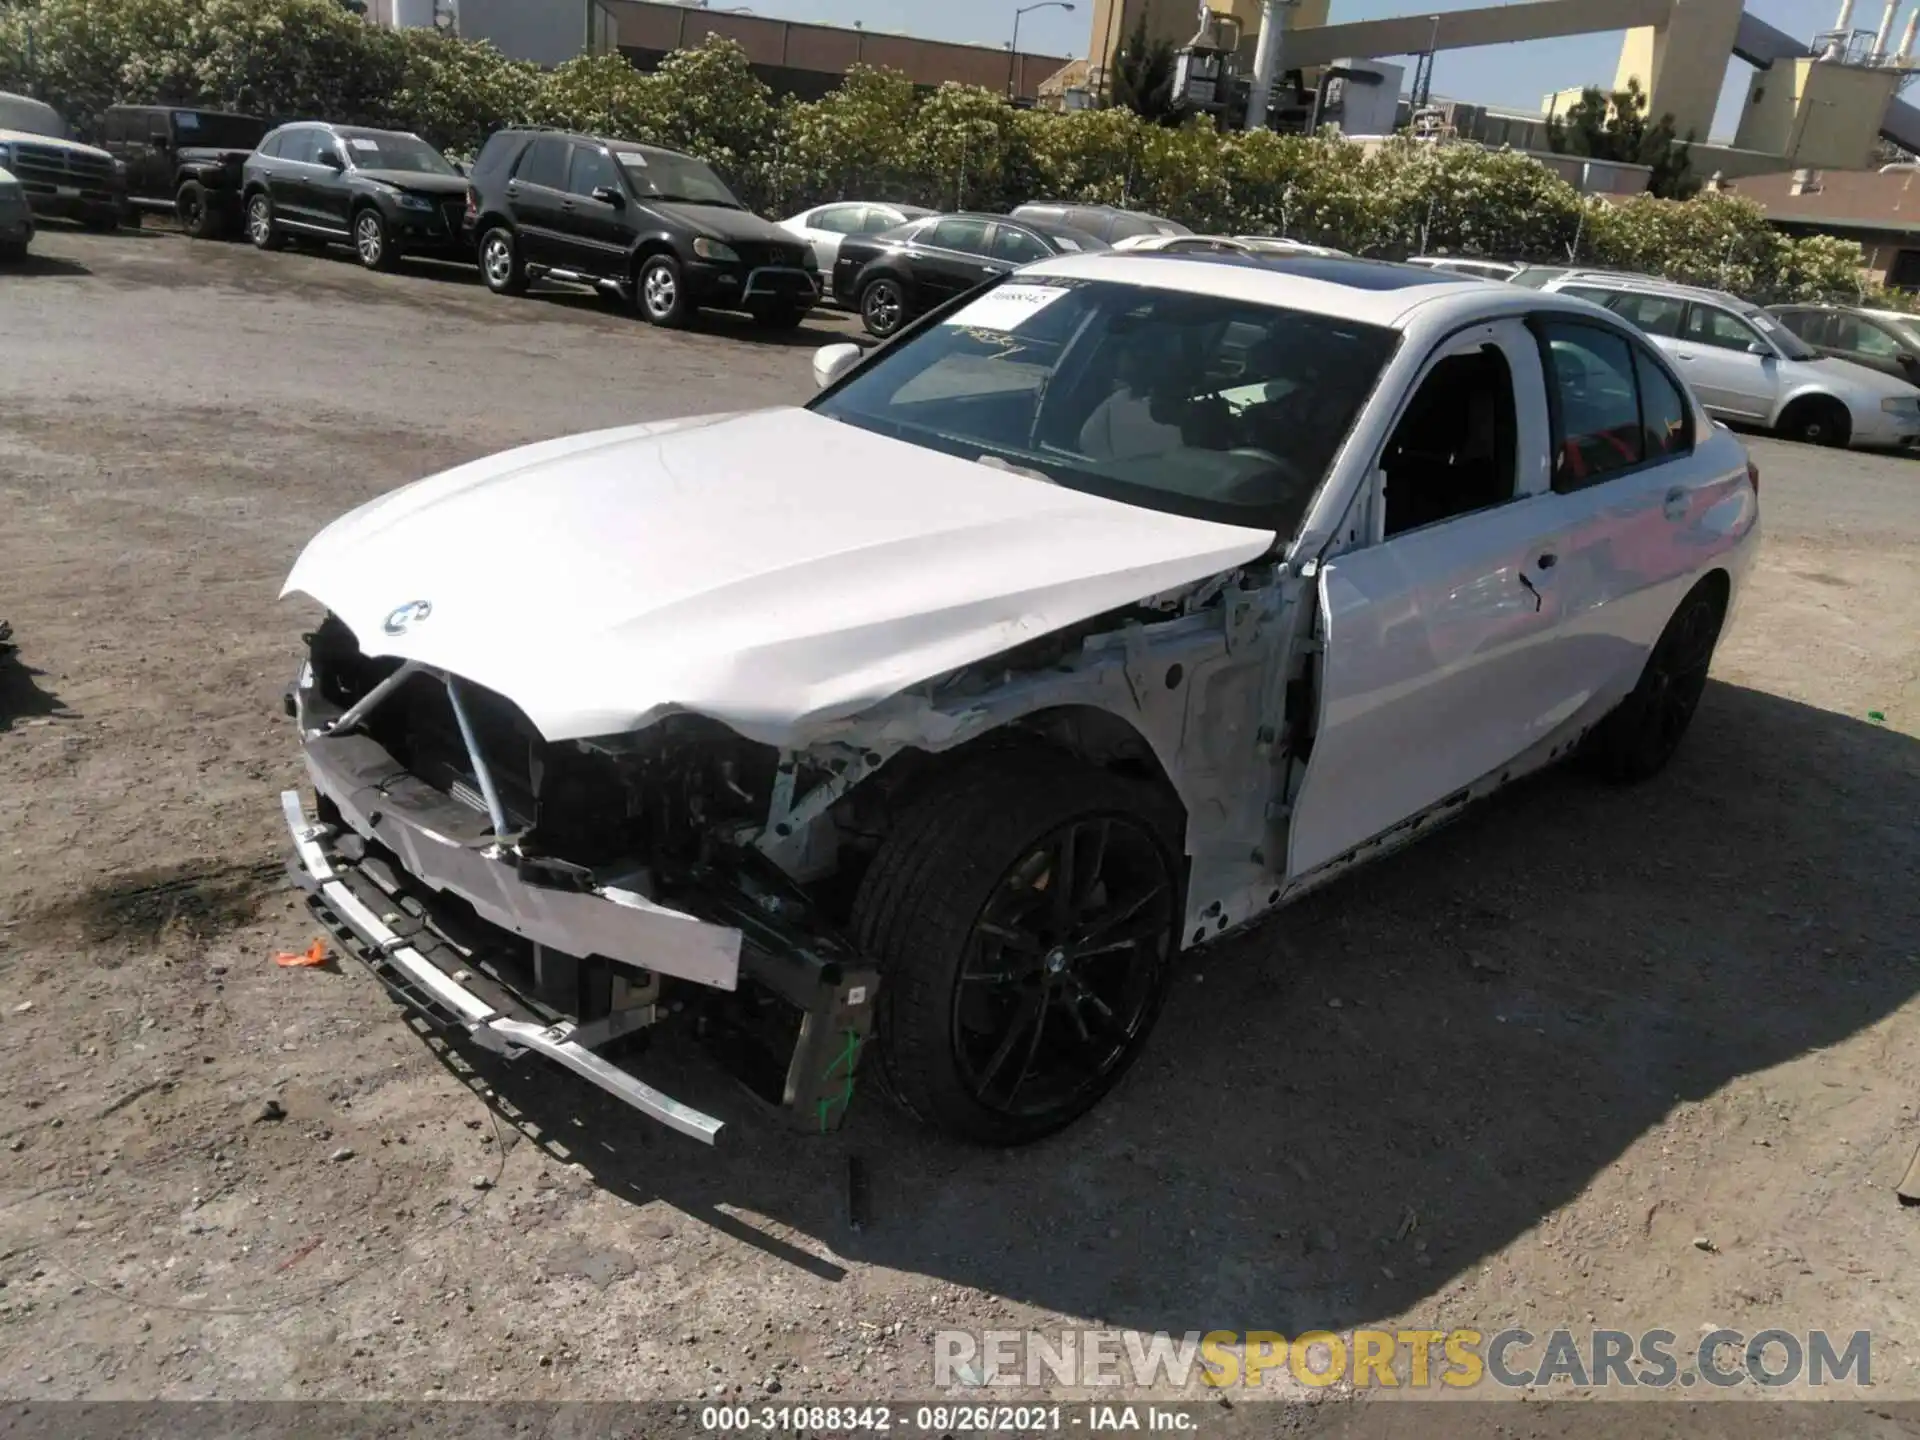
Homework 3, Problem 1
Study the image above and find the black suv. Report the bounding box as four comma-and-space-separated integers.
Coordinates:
242, 122, 470, 270
466, 127, 819, 328
98, 105, 269, 238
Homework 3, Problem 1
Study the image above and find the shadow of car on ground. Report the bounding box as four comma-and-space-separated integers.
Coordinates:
416, 680, 1920, 1337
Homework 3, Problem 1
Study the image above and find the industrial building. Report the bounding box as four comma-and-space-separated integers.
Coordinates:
1060, 0, 1920, 177
366, 0, 1072, 101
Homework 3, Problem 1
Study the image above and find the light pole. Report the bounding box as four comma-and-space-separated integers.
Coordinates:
1010, 1, 1075, 100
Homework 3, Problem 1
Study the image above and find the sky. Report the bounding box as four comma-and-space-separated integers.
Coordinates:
713, 0, 1832, 142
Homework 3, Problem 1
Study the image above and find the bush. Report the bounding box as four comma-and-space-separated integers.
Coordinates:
0, 0, 1877, 301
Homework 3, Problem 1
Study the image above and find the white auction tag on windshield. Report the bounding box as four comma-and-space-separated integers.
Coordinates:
616, 151, 648, 167
943, 284, 1070, 333
350, 138, 379, 152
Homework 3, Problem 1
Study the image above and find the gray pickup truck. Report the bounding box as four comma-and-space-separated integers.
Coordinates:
0, 91, 124, 231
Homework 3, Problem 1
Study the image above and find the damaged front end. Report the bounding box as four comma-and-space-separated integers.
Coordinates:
282, 617, 877, 1143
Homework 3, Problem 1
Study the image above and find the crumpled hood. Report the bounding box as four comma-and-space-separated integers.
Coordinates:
282, 408, 1274, 746
356, 168, 469, 197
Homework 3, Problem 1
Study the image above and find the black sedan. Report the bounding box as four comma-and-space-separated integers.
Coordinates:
242, 123, 471, 270
833, 212, 1108, 338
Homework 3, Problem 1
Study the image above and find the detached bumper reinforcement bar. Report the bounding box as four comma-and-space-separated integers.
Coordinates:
280, 788, 726, 1145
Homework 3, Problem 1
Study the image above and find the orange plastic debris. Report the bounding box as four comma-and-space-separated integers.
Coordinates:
274, 939, 330, 968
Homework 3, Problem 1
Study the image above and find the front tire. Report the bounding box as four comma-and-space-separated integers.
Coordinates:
852, 756, 1181, 1145
353, 207, 395, 271
478, 226, 526, 295
634, 253, 691, 327
245, 192, 284, 251
1777, 395, 1851, 448
1582, 580, 1727, 783
859, 275, 907, 338
80, 207, 120, 234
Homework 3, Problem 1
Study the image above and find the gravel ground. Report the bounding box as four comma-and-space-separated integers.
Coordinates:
1, 226, 1917, 1412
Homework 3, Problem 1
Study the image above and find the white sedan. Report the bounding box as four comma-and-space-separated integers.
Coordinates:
779, 200, 935, 298
279, 255, 1759, 1146
1113, 232, 1347, 258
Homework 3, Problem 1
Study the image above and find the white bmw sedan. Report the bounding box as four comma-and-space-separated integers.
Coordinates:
280, 252, 1760, 1146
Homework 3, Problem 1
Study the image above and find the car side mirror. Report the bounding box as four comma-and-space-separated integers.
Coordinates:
149, 134, 170, 152
317, 151, 344, 171
1746, 340, 1771, 357
590, 185, 624, 207
813, 342, 863, 390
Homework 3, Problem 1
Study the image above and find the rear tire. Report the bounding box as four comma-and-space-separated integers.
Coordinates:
851, 755, 1182, 1145
635, 253, 691, 328
1777, 395, 1851, 448
245, 192, 284, 251
478, 225, 525, 295
1581, 579, 1727, 783
177, 181, 226, 240
859, 275, 907, 338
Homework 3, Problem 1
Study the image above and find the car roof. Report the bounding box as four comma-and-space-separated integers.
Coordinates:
1022, 251, 1568, 329
1552, 271, 1754, 310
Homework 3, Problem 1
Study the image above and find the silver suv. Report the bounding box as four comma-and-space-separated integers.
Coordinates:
1536, 271, 1920, 448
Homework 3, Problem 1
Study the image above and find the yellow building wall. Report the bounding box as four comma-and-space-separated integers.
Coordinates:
1612, 0, 1742, 141
1730, 57, 1901, 170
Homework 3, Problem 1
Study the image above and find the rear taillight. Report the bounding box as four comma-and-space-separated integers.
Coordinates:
464, 186, 477, 220
1747, 458, 1760, 497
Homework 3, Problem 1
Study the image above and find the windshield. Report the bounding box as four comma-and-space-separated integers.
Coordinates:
0, 94, 69, 139
811, 277, 1398, 531
341, 132, 456, 175
1743, 306, 1817, 360
174, 112, 268, 150
616, 149, 741, 208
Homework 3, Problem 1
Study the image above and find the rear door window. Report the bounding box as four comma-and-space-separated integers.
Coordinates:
810, 205, 864, 234
1684, 304, 1765, 353
278, 129, 321, 165
513, 137, 569, 191
1604, 291, 1686, 339
1773, 309, 1830, 345
1538, 320, 1647, 488
990, 224, 1051, 265
927, 217, 993, 256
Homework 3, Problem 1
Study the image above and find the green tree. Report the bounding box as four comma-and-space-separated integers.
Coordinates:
1548, 78, 1698, 200
775, 63, 921, 211
1108, 9, 1177, 124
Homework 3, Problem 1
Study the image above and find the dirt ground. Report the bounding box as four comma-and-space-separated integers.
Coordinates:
1, 226, 1917, 1414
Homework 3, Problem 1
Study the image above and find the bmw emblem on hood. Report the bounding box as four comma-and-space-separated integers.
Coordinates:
383, 600, 432, 636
